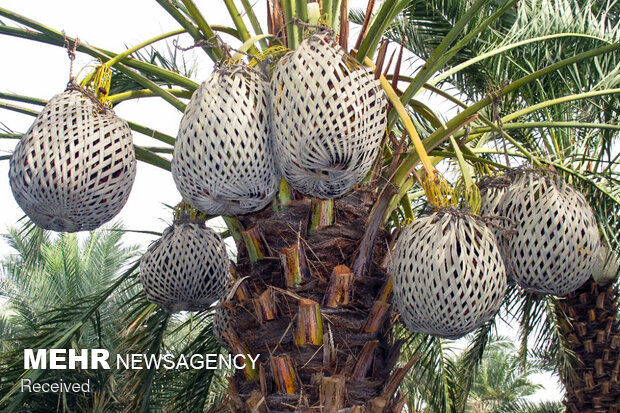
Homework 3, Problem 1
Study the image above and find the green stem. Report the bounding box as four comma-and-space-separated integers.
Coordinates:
385, 178, 415, 222
295, 0, 309, 24
0, 6, 62, 39
281, 0, 299, 50
223, 0, 258, 55
126, 122, 177, 146
135, 147, 172, 171
429, 150, 506, 170
389, 42, 620, 189
356, 0, 409, 61
0, 101, 39, 116
502, 89, 620, 122
240, 0, 268, 48
458, 121, 620, 137
180, 0, 219, 41
0, 25, 199, 91
430, 33, 612, 86
400, 193, 414, 221
155, 0, 222, 61
277, 178, 293, 206
108, 88, 193, 105
0, 91, 46, 106
390, 0, 518, 126
222, 216, 244, 243
331, 0, 341, 29
139, 146, 174, 154
323, 0, 334, 24
449, 137, 474, 188
105, 29, 185, 68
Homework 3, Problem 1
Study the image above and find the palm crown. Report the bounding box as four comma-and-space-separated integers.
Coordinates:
0, 0, 618, 411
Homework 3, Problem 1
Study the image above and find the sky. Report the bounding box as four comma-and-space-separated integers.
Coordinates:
0, 0, 561, 402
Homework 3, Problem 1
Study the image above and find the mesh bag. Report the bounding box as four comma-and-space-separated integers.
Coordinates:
213, 306, 232, 350
389, 211, 506, 339
480, 186, 508, 240
592, 245, 619, 285
480, 186, 507, 219
9, 90, 135, 232
172, 67, 279, 215
270, 35, 387, 198
479, 178, 515, 285
502, 172, 600, 296
140, 221, 231, 313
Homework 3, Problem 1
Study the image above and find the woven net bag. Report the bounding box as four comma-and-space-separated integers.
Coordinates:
592, 245, 619, 285
270, 35, 387, 198
140, 221, 231, 313
9, 90, 135, 232
389, 211, 507, 339
480, 186, 508, 239
479, 177, 515, 285
213, 306, 232, 350
172, 67, 279, 215
502, 172, 600, 296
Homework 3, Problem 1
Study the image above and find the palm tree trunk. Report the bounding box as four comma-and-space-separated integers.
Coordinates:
559, 278, 620, 412
221, 190, 405, 412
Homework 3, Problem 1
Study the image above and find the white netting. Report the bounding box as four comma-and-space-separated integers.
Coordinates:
9, 90, 135, 232
502, 172, 600, 296
480, 186, 507, 219
172, 67, 279, 215
480, 185, 509, 241
479, 182, 515, 285
140, 221, 231, 313
213, 306, 232, 350
389, 211, 507, 339
270, 35, 387, 198
593, 245, 619, 285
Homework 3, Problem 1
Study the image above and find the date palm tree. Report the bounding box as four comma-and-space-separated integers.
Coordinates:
0, 224, 228, 412
0, 225, 141, 411
374, 0, 619, 411
396, 335, 564, 413
465, 339, 542, 412
0, 0, 617, 411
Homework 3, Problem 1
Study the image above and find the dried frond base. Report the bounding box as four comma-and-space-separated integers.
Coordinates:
222, 189, 402, 411
559, 279, 620, 411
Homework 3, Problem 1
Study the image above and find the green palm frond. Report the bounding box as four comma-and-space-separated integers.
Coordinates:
165, 311, 228, 412
519, 401, 566, 413
115, 296, 170, 412
462, 336, 546, 413
0, 223, 142, 411
400, 331, 464, 412
455, 320, 497, 411
109, 41, 198, 96
0, 260, 139, 411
